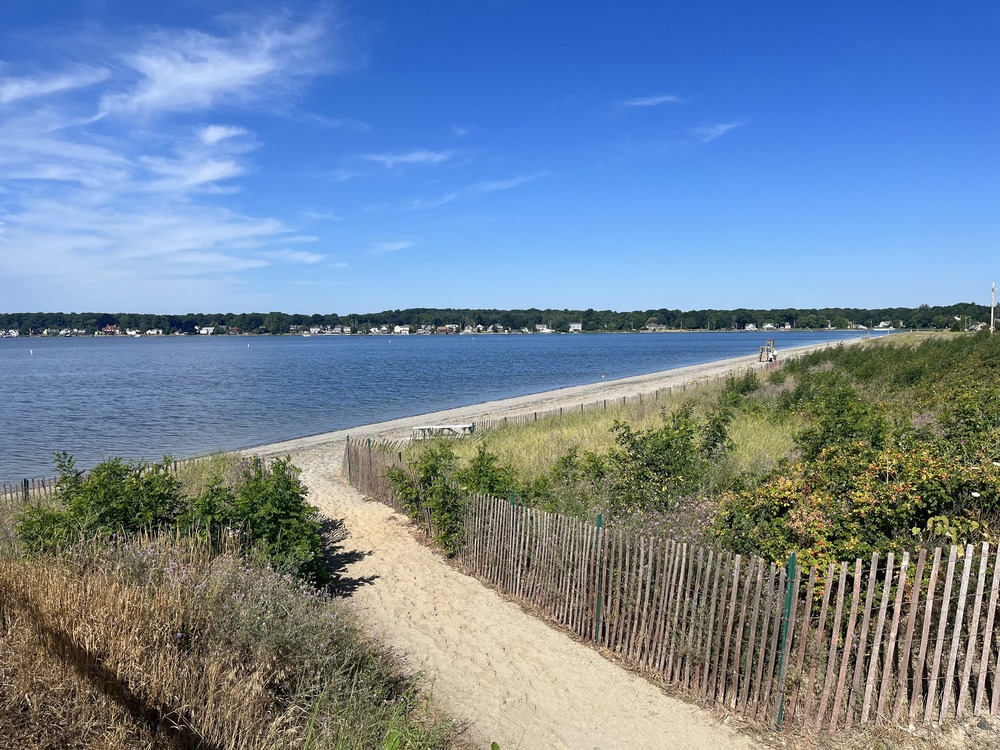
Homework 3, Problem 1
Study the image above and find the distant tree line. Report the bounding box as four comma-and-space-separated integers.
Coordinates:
0, 302, 989, 336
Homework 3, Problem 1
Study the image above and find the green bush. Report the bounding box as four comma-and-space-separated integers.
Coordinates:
16, 453, 328, 585
17, 452, 182, 550
387, 444, 466, 555
604, 405, 706, 513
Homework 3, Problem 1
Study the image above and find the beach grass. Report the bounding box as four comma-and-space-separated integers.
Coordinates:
0, 533, 457, 750
0, 457, 461, 750
435, 370, 799, 486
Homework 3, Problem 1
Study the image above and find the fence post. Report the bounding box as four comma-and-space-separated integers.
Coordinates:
594, 513, 604, 643
22, 478, 29, 503
346, 436, 352, 482
775, 551, 797, 731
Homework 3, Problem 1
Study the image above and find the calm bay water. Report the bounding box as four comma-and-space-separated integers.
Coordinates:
0, 330, 880, 482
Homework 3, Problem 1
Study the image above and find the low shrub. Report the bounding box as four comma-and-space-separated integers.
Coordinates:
16, 453, 328, 585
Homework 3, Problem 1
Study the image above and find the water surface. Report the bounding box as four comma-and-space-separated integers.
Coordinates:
0, 330, 881, 481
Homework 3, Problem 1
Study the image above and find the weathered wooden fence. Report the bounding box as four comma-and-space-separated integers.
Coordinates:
473, 385, 685, 432
1, 477, 57, 507
0, 455, 286, 511
344, 438, 1000, 733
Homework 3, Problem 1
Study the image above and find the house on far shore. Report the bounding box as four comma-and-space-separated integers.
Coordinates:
745, 323, 758, 331
535, 324, 553, 333
568, 322, 583, 332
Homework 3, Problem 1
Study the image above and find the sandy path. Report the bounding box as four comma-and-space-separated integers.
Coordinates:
253, 343, 857, 749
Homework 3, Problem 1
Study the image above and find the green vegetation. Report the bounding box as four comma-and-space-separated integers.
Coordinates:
17, 452, 328, 585
0, 300, 988, 335
1, 452, 458, 749
393, 333, 1000, 569
716, 331, 1000, 568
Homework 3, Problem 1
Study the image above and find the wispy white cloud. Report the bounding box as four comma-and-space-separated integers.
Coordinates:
622, 94, 683, 107
301, 209, 344, 221
0, 11, 343, 311
406, 192, 458, 211
362, 149, 454, 168
260, 248, 324, 264
199, 124, 248, 144
98, 18, 325, 117
141, 154, 244, 191
301, 113, 372, 132
474, 172, 547, 192
371, 240, 414, 255
692, 120, 745, 143
321, 168, 361, 183
451, 123, 469, 138
0, 66, 111, 104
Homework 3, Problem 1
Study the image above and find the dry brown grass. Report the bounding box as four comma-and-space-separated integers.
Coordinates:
0, 535, 456, 750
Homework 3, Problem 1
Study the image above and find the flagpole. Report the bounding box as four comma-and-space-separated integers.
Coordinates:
991, 281, 996, 333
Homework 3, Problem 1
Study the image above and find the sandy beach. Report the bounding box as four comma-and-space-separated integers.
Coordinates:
251, 340, 857, 750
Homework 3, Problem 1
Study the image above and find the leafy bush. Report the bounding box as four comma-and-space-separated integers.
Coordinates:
715, 439, 1000, 569
387, 444, 466, 555
16, 453, 328, 584
18, 452, 182, 550
604, 404, 710, 514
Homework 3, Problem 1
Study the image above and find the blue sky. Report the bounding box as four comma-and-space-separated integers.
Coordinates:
1, 1, 997, 314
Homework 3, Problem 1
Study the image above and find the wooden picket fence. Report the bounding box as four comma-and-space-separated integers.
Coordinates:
1, 477, 57, 507
0, 455, 288, 512
344, 438, 1000, 734
473, 385, 685, 432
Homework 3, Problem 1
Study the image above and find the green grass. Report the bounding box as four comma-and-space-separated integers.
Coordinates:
445, 381, 732, 480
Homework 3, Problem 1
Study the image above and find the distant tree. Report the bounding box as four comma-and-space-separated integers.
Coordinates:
262, 311, 291, 334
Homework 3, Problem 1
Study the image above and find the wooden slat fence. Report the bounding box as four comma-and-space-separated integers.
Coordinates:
1, 477, 57, 507
473, 385, 684, 432
0, 454, 293, 511
345, 438, 1000, 734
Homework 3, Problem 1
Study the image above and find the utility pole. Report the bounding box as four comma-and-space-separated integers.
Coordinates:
992, 281, 996, 333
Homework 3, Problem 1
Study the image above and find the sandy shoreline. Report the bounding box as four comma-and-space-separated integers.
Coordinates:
253, 338, 854, 463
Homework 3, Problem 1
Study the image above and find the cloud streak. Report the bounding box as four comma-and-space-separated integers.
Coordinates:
692, 120, 745, 143
371, 240, 414, 255
622, 94, 683, 107
362, 149, 454, 168
0, 66, 111, 104
98, 19, 326, 117
0, 11, 339, 311
474, 172, 547, 192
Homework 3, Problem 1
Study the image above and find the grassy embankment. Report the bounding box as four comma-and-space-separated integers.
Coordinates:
0, 455, 459, 750
393, 331, 1000, 569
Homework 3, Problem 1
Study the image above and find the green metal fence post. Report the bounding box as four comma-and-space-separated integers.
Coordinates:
593, 513, 604, 643
774, 550, 797, 731
22, 478, 29, 503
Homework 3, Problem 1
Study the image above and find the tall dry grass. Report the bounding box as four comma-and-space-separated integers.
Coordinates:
0, 534, 456, 750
